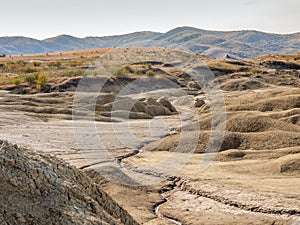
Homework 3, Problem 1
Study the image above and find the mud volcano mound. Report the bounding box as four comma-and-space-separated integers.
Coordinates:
220, 78, 265, 91
0, 140, 138, 225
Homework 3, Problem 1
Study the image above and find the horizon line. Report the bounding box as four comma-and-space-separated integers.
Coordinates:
1, 26, 299, 40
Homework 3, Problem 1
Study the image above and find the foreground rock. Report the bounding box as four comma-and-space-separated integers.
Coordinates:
0, 140, 138, 225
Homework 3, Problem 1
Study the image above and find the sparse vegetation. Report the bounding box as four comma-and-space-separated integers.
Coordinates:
0, 49, 299, 95
146, 70, 156, 77
47, 61, 62, 68
62, 69, 86, 77
36, 72, 48, 91
115, 66, 131, 77
207, 61, 249, 71
24, 74, 38, 86
0, 51, 105, 93
12, 77, 21, 86
69, 60, 83, 67
146, 64, 152, 70
24, 66, 38, 73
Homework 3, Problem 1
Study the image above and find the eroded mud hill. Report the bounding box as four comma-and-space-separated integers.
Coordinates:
0, 140, 139, 225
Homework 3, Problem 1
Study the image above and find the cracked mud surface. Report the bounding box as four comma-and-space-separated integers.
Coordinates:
0, 84, 299, 224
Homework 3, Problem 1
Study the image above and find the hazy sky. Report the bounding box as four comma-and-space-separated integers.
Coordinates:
1, 0, 299, 39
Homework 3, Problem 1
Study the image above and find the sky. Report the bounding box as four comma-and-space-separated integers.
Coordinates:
1, 0, 299, 39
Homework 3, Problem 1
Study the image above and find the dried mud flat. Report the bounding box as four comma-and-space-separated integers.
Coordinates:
0, 52, 300, 225
1, 85, 300, 225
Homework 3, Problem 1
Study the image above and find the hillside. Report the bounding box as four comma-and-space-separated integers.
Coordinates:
1, 27, 299, 58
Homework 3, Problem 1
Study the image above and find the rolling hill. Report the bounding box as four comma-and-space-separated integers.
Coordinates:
1, 26, 299, 58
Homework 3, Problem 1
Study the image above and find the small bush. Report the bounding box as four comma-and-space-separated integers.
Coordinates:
146, 70, 156, 77
7, 62, 16, 71
12, 77, 21, 86
146, 64, 152, 70
115, 66, 131, 77
24, 74, 38, 86
36, 72, 48, 91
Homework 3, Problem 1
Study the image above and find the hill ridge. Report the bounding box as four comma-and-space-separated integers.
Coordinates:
1, 26, 299, 58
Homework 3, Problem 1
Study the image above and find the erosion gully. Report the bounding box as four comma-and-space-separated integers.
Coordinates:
116, 139, 183, 225
117, 138, 300, 225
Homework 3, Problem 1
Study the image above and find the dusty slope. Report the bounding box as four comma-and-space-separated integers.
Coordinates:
0, 140, 138, 225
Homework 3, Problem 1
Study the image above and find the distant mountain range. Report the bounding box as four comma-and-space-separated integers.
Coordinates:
1, 27, 299, 59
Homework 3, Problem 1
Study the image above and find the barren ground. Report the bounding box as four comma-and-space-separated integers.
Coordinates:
0, 50, 300, 224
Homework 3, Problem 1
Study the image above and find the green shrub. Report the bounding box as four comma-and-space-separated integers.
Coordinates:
7, 62, 16, 71
12, 77, 21, 86
146, 64, 152, 70
146, 70, 156, 77
24, 74, 38, 85
36, 72, 48, 91
115, 66, 131, 77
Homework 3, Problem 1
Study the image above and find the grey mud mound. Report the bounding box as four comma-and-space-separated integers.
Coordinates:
0, 140, 138, 225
